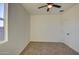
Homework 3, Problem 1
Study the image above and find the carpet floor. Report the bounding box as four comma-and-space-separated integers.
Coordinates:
21, 42, 79, 55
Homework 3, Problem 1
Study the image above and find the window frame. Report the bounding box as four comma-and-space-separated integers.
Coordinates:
0, 3, 8, 44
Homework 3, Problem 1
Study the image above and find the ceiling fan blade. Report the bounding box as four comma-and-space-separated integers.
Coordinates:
47, 8, 50, 12
38, 5, 47, 9
47, 3, 54, 5
53, 4, 61, 8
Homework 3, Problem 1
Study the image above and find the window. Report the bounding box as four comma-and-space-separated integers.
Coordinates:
0, 3, 8, 44
0, 3, 4, 27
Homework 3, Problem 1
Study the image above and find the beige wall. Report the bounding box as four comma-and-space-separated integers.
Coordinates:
31, 15, 63, 42
62, 4, 79, 52
0, 4, 30, 54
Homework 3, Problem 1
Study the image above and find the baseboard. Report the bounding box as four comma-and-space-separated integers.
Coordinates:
30, 40, 62, 43
18, 41, 30, 55
63, 41, 79, 53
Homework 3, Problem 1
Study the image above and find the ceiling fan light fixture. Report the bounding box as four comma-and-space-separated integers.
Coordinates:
38, 3, 61, 12
48, 5, 52, 8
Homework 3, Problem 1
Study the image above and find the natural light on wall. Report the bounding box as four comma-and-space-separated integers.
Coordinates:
0, 3, 8, 44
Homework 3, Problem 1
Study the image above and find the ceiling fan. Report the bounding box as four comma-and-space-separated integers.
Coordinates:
38, 3, 61, 12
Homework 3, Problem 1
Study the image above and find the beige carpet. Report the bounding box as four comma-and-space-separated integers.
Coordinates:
21, 42, 79, 55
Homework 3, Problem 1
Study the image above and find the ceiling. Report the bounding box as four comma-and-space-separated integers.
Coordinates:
22, 3, 76, 15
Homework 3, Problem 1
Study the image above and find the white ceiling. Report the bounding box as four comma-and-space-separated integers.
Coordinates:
22, 3, 76, 15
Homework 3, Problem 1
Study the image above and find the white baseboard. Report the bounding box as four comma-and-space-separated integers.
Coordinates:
30, 40, 62, 43
17, 41, 30, 55
63, 41, 79, 53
